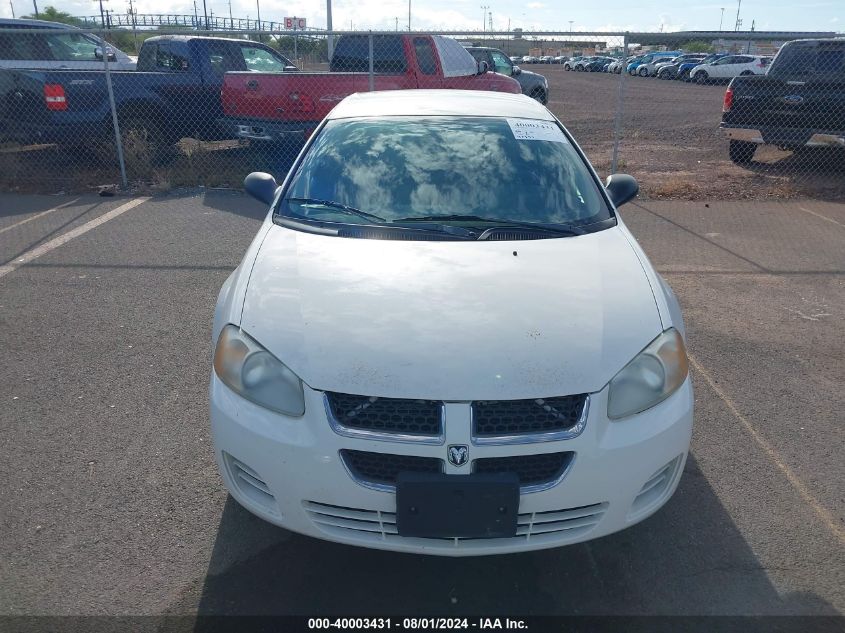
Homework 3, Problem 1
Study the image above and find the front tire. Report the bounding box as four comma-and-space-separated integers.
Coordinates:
729, 140, 756, 164
638, 66, 649, 77
694, 70, 709, 85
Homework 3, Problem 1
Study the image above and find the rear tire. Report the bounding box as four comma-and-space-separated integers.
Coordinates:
729, 140, 756, 164
694, 70, 709, 85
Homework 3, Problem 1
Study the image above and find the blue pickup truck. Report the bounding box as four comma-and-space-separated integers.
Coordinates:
0, 35, 296, 152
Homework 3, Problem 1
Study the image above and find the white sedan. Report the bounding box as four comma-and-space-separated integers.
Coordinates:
690, 54, 771, 84
210, 90, 694, 556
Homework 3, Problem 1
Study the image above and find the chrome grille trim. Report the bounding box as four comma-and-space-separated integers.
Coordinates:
324, 394, 446, 445
471, 395, 590, 445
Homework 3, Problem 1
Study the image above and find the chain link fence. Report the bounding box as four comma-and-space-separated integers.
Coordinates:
0, 25, 842, 199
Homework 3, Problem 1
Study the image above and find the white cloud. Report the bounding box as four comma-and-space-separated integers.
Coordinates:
526, 2, 546, 9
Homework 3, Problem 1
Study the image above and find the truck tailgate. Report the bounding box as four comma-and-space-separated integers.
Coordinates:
726, 77, 845, 135
222, 72, 412, 121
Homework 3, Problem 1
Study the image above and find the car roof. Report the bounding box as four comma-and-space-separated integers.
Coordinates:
329, 90, 555, 121
0, 17, 82, 28
142, 34, 265, 44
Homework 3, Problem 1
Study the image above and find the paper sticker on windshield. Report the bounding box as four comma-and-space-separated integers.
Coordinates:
507, 119, 568, 143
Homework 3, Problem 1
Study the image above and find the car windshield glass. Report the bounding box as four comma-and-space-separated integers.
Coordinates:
279, 116, 612, 229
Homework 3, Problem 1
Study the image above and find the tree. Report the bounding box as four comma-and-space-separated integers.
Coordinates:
680, 40, 715, 53
21, 6, 83, 26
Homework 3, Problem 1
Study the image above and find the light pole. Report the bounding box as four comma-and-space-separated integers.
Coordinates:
255, 0, 261, 32
31, 0, 38, 18
481, 5, 489, 34
408, 0, 411, 31
9, 0, 14, 17
326, 0, 333, 59
734, 0, 741, 31
719, 7, 724, 31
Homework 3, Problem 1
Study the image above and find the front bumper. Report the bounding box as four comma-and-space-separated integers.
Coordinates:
720, 124, 845, 148
217, 117, 316, 144
210, 375, 693, 556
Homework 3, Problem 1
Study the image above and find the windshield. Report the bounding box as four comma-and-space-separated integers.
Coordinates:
278, 116, 612, 234
770, 42, 845, 79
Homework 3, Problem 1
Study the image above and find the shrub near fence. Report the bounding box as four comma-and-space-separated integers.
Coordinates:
0, 27, 842, 200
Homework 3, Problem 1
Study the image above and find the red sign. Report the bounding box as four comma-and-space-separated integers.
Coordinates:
284, 17, 306, 29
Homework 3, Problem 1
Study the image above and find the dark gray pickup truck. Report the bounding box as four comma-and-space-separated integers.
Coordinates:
465, 46, 549, 104
720, 38, 845, 163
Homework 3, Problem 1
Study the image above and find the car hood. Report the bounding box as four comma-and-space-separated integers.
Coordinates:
240, 225, 663, 401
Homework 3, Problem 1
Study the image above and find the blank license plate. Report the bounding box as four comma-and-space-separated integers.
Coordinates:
395, 472, 519, 539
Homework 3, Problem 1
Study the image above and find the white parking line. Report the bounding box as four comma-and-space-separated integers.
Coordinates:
0, 197, 150, 280
0, 198, 81, 236
798, 206, 845, 229
688, 353, 845, 545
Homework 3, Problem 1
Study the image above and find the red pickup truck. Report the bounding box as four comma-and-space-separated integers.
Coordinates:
219, 34, 521, 144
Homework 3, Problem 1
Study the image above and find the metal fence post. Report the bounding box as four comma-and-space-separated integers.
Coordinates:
610, 32, 628, 175
102, 39, 128, 188
368, 31, 374, 91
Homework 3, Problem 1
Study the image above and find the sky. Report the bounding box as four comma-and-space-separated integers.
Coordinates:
2, 0, 842, 33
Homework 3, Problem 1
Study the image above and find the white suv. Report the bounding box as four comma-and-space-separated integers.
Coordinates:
690, 54, 771, 84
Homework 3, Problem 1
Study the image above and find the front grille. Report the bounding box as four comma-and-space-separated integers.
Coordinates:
304, 500, 608, 549
341, 449, 443, 486
327, 392, 442, 437
472, 395, 588, 438
473, 452, 574, 487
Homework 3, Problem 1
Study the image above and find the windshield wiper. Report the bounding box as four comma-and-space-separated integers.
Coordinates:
285, 197, 386, 223
393, 214, 586, 239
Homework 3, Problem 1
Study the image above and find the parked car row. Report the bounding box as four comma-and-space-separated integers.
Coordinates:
579, 50, 772, 84
514, 55, 569, 64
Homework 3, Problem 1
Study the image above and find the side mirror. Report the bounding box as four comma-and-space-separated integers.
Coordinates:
244, 172, 279, 205
283, 65, 299, 72
95, 46, 116, 62
477, 60, 489, 74
511, 65, 522, 76
605, 174, 639, 208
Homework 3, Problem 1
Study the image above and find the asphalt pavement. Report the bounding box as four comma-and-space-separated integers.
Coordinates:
0, 191, 843, 618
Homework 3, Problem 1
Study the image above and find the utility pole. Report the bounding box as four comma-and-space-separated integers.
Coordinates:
192, 0, 198, 27
98, 0, 106, 28
326, 0, 334, 60
255, 0, 261, 31
228, 0, 233, 30
719, 7, 724, 31
127, 0, 137, 49
201, 0, 208, 30
734, 0, 741, 31
408, 0, 411, 31
481, 5, 489, 34
9, 0, 15, 18
395, 16, 398, 30
31, 0, 38, 19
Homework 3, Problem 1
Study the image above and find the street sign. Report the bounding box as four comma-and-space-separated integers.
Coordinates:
284, 17, 306, 29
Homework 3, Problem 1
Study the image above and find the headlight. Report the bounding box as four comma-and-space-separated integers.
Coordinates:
607, 328, 688, 420
213, 324, 305, 416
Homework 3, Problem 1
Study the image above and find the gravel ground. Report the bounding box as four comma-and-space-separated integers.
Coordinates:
539, 65, 845, 200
